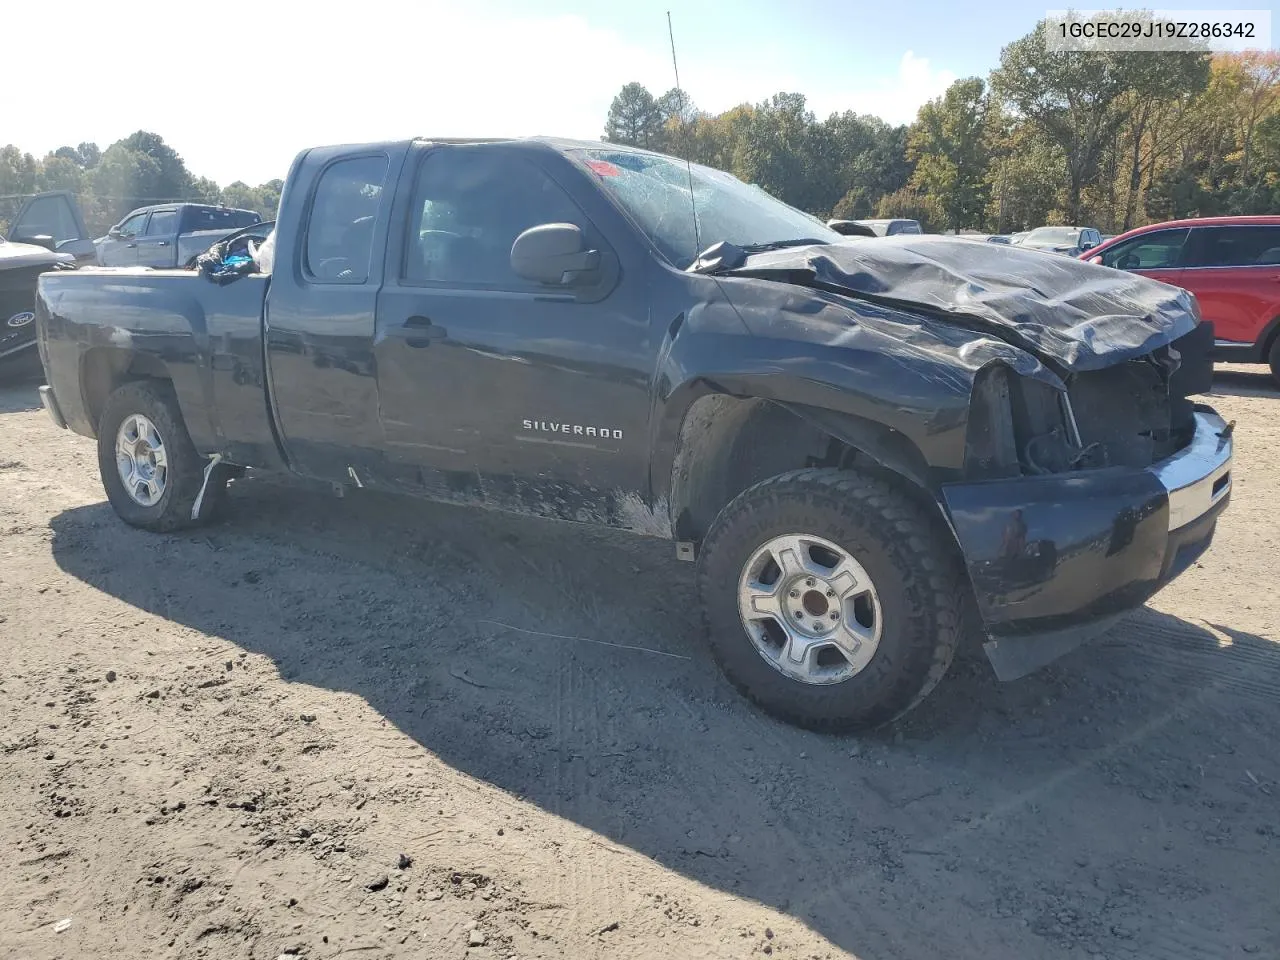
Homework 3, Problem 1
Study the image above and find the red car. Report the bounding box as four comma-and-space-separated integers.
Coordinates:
1082, 215, 1280, 384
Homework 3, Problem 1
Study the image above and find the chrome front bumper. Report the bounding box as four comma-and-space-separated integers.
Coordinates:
1148, 411, 1232, 531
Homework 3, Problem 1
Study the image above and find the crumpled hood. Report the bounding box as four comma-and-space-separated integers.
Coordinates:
0, 239, 73, 270
724, 236, 1199, 373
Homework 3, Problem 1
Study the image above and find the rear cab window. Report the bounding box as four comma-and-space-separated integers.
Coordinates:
305, 155, 389, 284
182, 206, 261, 233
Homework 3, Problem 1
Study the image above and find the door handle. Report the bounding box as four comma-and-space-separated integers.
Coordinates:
156, 240, 169, 246
403, 315, 447, 347
125, 242, 137, 248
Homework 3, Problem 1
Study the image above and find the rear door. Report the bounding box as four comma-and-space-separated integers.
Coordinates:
100, 211, 149, 266
263, 149, 402, 483
1179, 225, 1280, 346
1093, 227, 1190, 289
7, 191, 97, 263
134, 207, 180, 267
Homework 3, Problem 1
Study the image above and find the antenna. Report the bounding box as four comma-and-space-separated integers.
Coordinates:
667, 11, 701, 256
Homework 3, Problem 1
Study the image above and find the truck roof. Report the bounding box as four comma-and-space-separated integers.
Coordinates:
300, 136, 669, 158
128, 201, 259, 216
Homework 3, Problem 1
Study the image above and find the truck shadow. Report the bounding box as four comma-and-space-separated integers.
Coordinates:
48, 479, 1280, 960
1208, 367, 1278, 399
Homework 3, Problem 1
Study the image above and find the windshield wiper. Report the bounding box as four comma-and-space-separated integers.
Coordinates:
688, 237, 830, 274
739, 238, 831, 253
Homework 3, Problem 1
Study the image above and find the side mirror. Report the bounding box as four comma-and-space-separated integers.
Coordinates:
108, 226, 125, 240
1079, 240, 1096, 252
510, 223, 599, 285
9, 231, 56, 251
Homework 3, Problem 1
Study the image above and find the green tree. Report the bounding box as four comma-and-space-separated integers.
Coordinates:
38, 155, 83, 194
120, 130, 194, 201
908, 77, 994, 229
994, 21, 1149, 223
0, 145, 39, 197
874, 187, 943, 230
603, 82, 663, 147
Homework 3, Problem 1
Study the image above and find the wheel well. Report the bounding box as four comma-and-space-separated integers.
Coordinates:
80, 348, 172, 437
669, 395, 939, 542
1262, 315, 1280, 360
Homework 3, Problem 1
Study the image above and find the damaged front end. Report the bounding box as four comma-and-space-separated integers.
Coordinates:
718, 238, 1233, 680
944, 318, 1231, 679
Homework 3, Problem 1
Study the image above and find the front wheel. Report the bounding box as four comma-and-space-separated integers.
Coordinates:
1268, 334, 1280, 387
697, 468, 967, 731
97, 380, 227, 531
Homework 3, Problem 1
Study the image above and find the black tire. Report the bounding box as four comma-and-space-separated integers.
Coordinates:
97, 380, 227, 532
1269, 334, 1280, 388
696, 467, 966, 732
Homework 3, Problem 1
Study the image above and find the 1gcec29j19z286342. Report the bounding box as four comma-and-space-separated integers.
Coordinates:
31, 136, 1233, 731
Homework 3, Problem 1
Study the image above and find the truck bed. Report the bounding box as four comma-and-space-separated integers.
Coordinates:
36, 267, 282, 469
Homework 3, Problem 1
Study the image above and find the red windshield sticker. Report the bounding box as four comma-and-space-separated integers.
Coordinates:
585, 159, 621, 177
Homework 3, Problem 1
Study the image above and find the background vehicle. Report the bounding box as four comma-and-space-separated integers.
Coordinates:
3, 190, 97, 265
825, 219, 877, 237
97, 203, 261, 268
1084, 215, 1280, 384
1019, 226, 1102, 256
33, 137, 1230, 732
854, 218, 922, 236
0, 237, 74, 379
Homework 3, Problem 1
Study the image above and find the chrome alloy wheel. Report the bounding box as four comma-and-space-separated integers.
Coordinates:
737, 533, 883, 685
115, 413, 168, 507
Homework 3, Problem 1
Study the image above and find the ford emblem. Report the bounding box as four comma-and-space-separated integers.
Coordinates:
6, 311, 34, 328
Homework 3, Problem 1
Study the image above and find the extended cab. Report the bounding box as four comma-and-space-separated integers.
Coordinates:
34, 138, 1233, 731
97, 203, 262, 268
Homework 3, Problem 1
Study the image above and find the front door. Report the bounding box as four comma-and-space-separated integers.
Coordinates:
372, 143, 656, 526
101, 211, 149, 266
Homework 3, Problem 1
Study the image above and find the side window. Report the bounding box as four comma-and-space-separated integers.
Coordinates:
305, 155, 389, 284
16, 195, 83, 242
117, 212, 149, 238
1192, 226, 1280, 267
403, 148, 591, 288
1100, 228, 1190, 270
144, 210, 178, 235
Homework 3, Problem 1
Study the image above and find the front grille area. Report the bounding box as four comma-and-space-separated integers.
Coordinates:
1068, 322, 1212, 469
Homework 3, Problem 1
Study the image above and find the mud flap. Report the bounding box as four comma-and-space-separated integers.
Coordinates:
983, 613, 1128, 681
192, 453, 224, 520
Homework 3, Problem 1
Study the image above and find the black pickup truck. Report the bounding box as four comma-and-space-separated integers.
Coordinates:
33, 137, 1233, 731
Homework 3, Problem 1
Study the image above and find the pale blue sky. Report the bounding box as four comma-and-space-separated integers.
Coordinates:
7, 0, 1277, 186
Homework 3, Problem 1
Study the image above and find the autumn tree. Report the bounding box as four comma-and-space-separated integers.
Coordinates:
908, 77, 995, 230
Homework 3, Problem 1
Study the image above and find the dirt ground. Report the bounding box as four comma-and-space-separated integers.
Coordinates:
1, 365, 1277, 960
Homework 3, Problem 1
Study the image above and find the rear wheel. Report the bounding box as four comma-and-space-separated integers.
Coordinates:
697, 468, 966, 731
97, 380, 227, 531
1268, 334, 1280, 387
